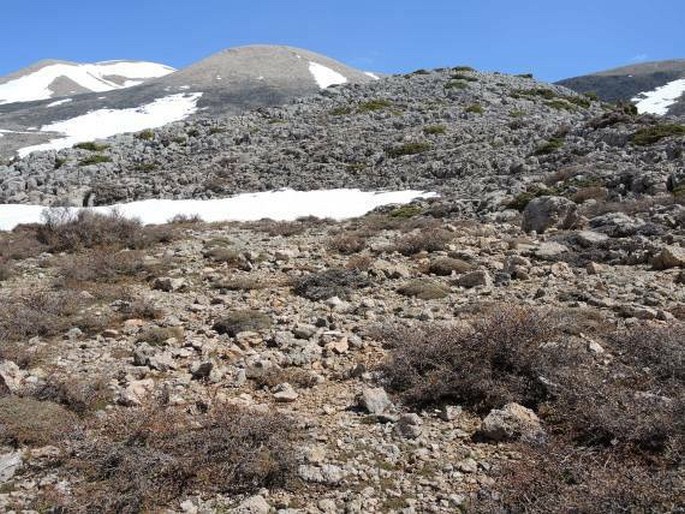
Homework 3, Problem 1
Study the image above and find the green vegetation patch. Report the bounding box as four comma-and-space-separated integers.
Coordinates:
385, 142, 431, 158
79, 154, 112, 166
423, 125, 447, 135
465, 103, 484, 114
358, 99, 393, 112
631, 124, 685, 146
534, 137, 565, 156
73, 141, 109, 152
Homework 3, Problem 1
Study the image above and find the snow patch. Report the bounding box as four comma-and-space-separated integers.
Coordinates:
0, 189, 437, 231
308, 62, 348, 89
364, 71, 380, 80
632, 79, 685, 115
17, 93, 202, 157
0, 61, 175, 105
45, 98, 72, 108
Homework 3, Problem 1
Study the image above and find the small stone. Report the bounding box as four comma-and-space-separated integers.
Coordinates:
479, 402, 544, 442
395, 413, 423, 439
457, 458, 478, 474
587, 340, 605, 354
0, 451, 22, 482
152, 277, 188, 292
231, 495, 269, 514
439, 405, 463, 421
325, 337, 349, 355
190, 361, 214, 380
273, 383, 299, 402
586, 262, 603, 275
358, 387, 392, 415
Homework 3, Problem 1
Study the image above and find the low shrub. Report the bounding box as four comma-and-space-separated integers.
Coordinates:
37, 209, 148, 253
135, 129, 154, 141
534, 137, 565, 156
34, 376, 111, 415
453, 65, 475, 72
631, 124, 685, 145
393, 228, 453, 255
0, 396, 78, 446
423, 124, 446, 135
57, 248, 146, 284
73, 142, 109, 152
136, 326, 185, 346
465, 103, 484, 114
358, 99, 392, 112
293, 268, 370, 301
379, 306, 569, 412
385, 142, 431, 158
79, 154, 112, 166
213, 310, 272, 337
477, 442, 684, 513
428, 256, 474, 276
397, 279, 450, 300
60, 405, 298, 513
0, 290, 92, 342
328, 232, 367, 255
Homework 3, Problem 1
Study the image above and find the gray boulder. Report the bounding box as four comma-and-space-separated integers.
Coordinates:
522, 196, 581, 233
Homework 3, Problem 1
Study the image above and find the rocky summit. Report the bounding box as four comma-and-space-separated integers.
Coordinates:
0, 60, 683, 513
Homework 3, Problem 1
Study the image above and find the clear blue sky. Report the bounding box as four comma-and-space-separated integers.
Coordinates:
2, 0, 683, 81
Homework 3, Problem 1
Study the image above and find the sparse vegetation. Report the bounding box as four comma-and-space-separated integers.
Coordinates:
393, 228, 452, 255
293, 268, 370, 301
423, 124, 446, 135
358, 99, 393, 112
213, 310, 272, 336
135, 129, 155, 141
0, 396, 78, 446
73, 141, 109, 152
465, 103, 484, 114
397, 279, 450, 299
79, 154, 112, 166
631, 124, 685, 145
385, 142, 431, 158
534, 136, 565, 155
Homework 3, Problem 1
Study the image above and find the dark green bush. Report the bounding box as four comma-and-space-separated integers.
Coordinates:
73, 141, 109, 151
385, 142, 431, 158
293, 268, 370, 301
423, 125, 447, 135
358, 99, 393, 112
534, 137, 565, 156
79, 154, 112, 166
465, 103, 484, 114
631, 124, 685, 145
213, 310, 272, 336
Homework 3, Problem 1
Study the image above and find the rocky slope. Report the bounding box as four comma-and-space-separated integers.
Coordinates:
0, 46, 375, 157
0, 201, 683, 512
557, 59, 685, 116
1, 65, 684, 222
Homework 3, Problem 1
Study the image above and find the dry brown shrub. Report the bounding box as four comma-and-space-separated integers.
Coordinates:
136, 326, 184, 346
0, 289, 92, 342
34, 375, 112, 415
60, 404, 299, 513
255, 367, 320, 389
0, 224, 46, 260
476, 442, 684, 513
0, 396, 78, 446
380, 306, 569, 413
293, 268, 370, 301
37, 209, 148, 252
572, 186, 608, 204
328, 231, 367, 254
345, 254, 373, 271
393, 228, 453, 255
56, 247, 146, 284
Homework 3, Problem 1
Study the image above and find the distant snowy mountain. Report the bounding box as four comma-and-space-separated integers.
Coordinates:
557, 59, 685, 116
0, 46, 375, 158
0, 60, 175, 104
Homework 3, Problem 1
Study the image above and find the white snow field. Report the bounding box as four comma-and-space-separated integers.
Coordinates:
17, 93, 203, 157
0, 61, 175, 105
0, 189, 437, 231
308, 62, 348, 89
632, 78, 685, 115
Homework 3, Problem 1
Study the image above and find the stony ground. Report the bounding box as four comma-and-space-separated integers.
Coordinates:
0, 197, 683, 513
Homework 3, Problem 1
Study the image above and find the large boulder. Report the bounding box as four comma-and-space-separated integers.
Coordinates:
522, 196, 581, 233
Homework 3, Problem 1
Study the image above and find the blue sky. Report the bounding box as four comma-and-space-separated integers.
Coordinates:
2, 0, 683, 81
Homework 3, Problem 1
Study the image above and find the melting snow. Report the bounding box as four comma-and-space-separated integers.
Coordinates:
17, 93, 202, 157
0, 61, 175, 105
308, 62, 348, 89
45, 98, 73, 108
0, 189, 437, 231
632, 79, 685, 115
